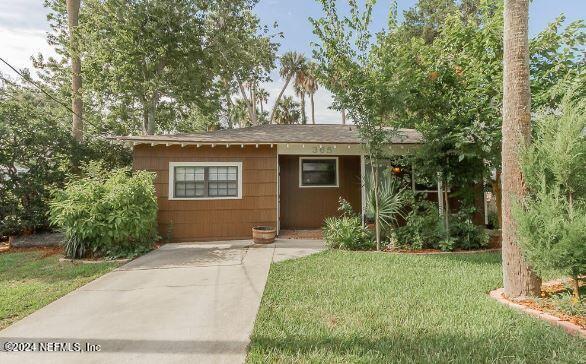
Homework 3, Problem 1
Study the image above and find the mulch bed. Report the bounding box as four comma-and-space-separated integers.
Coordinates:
490, 279, 586, 338
0, 243, 63, 257
517, 279, 585, 329
279, 229, 323, 240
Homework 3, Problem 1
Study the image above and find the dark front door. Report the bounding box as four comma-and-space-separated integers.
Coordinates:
279, 155, 362, 229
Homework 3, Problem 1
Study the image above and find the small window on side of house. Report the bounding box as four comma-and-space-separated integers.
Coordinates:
299, 158, 338, 187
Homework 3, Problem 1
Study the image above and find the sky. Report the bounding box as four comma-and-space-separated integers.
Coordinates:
0, 0, 584, 124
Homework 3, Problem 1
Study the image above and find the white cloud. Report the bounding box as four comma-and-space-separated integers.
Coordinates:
0, 26, 55, 77
0, 0, 54, 78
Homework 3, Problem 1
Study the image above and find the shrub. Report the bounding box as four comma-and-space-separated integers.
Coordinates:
323, 198, 373, 250
449, 208, 489, 250
50, 163, 158, 258
438, 237, 456, 252
394, 198, 488, 251
323, 215, 373, 250
366, 177, 407, 233
337, 196, 355, 217
513, 100, 586, 299
393, 199, 444, 250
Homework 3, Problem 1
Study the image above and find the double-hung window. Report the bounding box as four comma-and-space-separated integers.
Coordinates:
169, 162, 242, 200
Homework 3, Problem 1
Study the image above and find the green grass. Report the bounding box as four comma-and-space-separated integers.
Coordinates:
247, 251, 586, 363
0, 250, 119, 330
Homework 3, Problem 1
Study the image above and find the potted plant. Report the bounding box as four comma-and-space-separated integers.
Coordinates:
252, 226, 276, 244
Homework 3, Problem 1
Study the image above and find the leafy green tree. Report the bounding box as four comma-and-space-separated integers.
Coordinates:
514, 99, 586, 300
312, 0, 404, 249
377, 0, 583, 230
273, 96, 301, 124
0, 85, 72, 236
313, 0, 583, 251
44, 0, 276, 134
530, 16, 586, 109
384, 2, 503, 230
402, 0, 485, 43
0, 83, 130, 237
77, 0, 220, 135
211, 2, 279, 127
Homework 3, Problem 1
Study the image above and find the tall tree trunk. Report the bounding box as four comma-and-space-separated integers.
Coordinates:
66, 0, 83, 142
310, 93, 316, 124
225, 93, 234, 129
147, 103, 155, 135
251, 83, 258, 125
300, 92, 307, 124
341, 108, 346, 125
142, 94, 158, 135
237, 80, 256, 125
270, 75, 292, 124
502, 0, 541, 298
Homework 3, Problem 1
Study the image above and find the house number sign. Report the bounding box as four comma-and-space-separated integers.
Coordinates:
311, 145, 334, 154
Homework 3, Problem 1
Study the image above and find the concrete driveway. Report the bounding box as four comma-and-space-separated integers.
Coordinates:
0, 239, 324, 364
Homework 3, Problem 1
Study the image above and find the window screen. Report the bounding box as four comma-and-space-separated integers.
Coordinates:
300, 159, 337, 186
174, 165, 238, 198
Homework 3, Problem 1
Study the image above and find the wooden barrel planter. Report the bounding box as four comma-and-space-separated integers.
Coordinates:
252, 226, 276, 244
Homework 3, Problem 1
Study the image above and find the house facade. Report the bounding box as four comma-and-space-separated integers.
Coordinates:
111, 124, 444, 242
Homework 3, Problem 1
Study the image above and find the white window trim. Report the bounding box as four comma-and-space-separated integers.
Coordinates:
299, 156, 339, 188
168, 161, 243, 201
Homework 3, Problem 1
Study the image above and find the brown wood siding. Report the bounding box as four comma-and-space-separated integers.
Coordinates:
279, 155, 361, 229
133, 144, 277, 242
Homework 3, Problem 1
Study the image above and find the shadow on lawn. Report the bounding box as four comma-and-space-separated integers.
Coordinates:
424, 250, 502, 266
248, 329, 583, 362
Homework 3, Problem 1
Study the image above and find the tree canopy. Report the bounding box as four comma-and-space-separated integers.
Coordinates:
42, 0, 279, 135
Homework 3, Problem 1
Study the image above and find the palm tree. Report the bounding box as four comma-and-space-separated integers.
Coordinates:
256, 88, 269, 115
270, 51, 306, 123
303, 63, 319, 124
293, 72, 307, 124
501, 0, 541, 298
273, 96, 301, 125
231, 99, 249, 128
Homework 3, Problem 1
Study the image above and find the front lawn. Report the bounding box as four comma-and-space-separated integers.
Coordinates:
0, 249, 119, 330
248, 251, 585, 363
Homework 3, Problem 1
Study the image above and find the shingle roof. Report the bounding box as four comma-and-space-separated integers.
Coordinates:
108, 124, 423, 145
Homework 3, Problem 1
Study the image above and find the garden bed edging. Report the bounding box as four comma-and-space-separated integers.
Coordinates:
489, 288, 586, 339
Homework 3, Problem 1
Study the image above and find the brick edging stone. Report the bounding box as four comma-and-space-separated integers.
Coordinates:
489, 288, 586, 339
59, 257, 130, 264
388, 248, 501, 255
